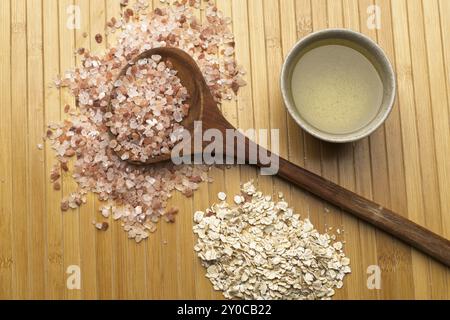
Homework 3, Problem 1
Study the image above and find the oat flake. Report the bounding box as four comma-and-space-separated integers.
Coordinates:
193, 181, 352, 300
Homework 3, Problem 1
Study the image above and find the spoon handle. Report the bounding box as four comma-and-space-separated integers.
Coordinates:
211, 119, 450, 266
274, 154, 450, 267
204, 100, 450, 267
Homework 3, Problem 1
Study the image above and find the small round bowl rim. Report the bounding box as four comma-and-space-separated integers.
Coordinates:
280, 28, 396, 143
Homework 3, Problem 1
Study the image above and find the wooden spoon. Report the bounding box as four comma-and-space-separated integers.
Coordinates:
109, 47, 450, 267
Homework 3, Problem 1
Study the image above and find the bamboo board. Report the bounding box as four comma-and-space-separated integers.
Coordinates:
0, 0, 450, 299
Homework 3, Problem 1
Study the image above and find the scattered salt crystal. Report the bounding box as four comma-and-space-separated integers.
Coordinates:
113, 209, 123, 220
46, 1, 246, 242
94, 222, 109, 231
173, 111, 183, 123
101, 206, 111, 218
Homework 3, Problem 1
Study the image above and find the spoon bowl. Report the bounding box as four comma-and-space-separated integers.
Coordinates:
108, 47, 208, 165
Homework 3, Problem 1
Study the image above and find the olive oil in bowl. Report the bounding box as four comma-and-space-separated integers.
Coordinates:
291, 44, 384, 135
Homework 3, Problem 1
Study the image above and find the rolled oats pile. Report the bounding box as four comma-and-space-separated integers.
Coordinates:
46, 0, 245, 241
193, 182, 352, 300
109, 56, 190, 162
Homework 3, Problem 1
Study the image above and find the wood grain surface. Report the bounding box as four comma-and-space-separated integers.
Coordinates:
1, 0, 450, 300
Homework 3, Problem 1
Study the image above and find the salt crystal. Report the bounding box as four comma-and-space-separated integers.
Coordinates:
151, 55, 162, 62
126, 180, 135, 189
46, 1, 246, 242
101, 206, 111, 218
95, 222, 109, 231
173, 111, 183, 123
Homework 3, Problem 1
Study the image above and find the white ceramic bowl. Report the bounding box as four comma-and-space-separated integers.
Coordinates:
281, 29, 396, 143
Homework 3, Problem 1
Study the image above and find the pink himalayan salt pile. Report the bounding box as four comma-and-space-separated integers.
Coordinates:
108, 56, 190, 163
47, 1, 245, 242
